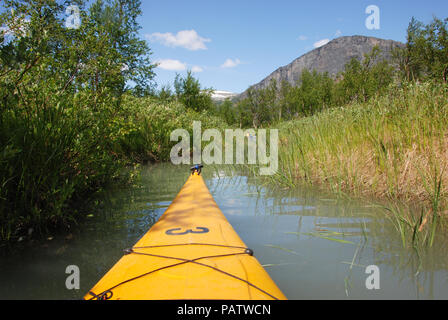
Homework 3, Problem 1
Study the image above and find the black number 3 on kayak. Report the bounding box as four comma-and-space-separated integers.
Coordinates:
85, 165, 286, 300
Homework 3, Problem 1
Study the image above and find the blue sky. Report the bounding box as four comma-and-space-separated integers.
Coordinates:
2, 1, 445, 93
140, 0, 447, 93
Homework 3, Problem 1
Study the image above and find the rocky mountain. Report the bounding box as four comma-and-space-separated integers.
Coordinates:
238, 35, 404, 99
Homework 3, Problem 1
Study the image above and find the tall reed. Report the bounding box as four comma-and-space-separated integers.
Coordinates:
273, 81, 448, 241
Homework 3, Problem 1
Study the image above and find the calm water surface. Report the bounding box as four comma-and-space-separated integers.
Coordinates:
1, 163, 447, 299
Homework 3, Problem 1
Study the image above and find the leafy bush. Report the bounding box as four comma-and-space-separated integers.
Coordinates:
0, 0, 155, 242
174, 71, 215, 112
112, 95, 227, 163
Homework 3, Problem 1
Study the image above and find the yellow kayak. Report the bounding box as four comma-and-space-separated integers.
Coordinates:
85, 165, 286, 300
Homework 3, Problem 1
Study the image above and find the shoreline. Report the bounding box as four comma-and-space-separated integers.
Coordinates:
270, 81, 448, 246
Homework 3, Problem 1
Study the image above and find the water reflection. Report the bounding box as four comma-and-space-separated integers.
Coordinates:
0, 163, 447, 299
205, 165, 448, 299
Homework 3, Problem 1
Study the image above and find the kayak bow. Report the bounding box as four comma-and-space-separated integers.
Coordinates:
85, 166, 286, 300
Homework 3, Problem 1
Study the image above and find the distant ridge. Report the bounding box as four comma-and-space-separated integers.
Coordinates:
237, 35, 404, 100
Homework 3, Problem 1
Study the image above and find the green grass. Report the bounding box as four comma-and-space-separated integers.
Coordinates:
112, 95, 227, 163
271, 81, 448, 246
0, 93, 226, 243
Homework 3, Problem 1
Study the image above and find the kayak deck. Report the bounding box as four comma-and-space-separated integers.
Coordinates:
85, 171, 286, 300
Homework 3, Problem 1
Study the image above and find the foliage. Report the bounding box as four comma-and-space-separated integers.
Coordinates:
230, 46, 394, 128
393, 16, 448, 82
273, 81, 448, 244
333, 46, 395, 105
112, 94, 227, 163
213, 99, 237, 125
0, 6, 446, 244
174, 70, 214, 112
220, 16, 446, 129
0, 0, 156, 242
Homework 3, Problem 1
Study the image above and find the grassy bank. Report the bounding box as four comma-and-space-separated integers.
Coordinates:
271, 81, 448, 245
113, 94, 226, 163
0, 93, 225, 243
0, 0, 227, 244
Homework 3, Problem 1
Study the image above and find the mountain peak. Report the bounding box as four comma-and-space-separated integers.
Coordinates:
238, 35, 404, 99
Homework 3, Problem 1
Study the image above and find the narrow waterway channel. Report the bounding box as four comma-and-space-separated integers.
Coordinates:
0, 163, 447, 299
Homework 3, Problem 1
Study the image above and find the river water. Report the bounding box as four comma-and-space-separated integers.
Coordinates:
1, 163, 447, 299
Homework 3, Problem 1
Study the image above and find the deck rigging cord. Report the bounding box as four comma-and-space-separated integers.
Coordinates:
87, 242, 279, 300
86, 164, 284, 300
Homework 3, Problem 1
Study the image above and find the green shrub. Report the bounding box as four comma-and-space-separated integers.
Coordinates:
112, 95, 227, 163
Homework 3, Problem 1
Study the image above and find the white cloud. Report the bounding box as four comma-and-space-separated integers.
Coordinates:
297, 35, 307, 41
146, 29, 211, 51
313, 39, 330, 48
335, 30, 342, 37
221, 58, 241, 68
191, 65, 203, 73
156, 59, 187, 71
